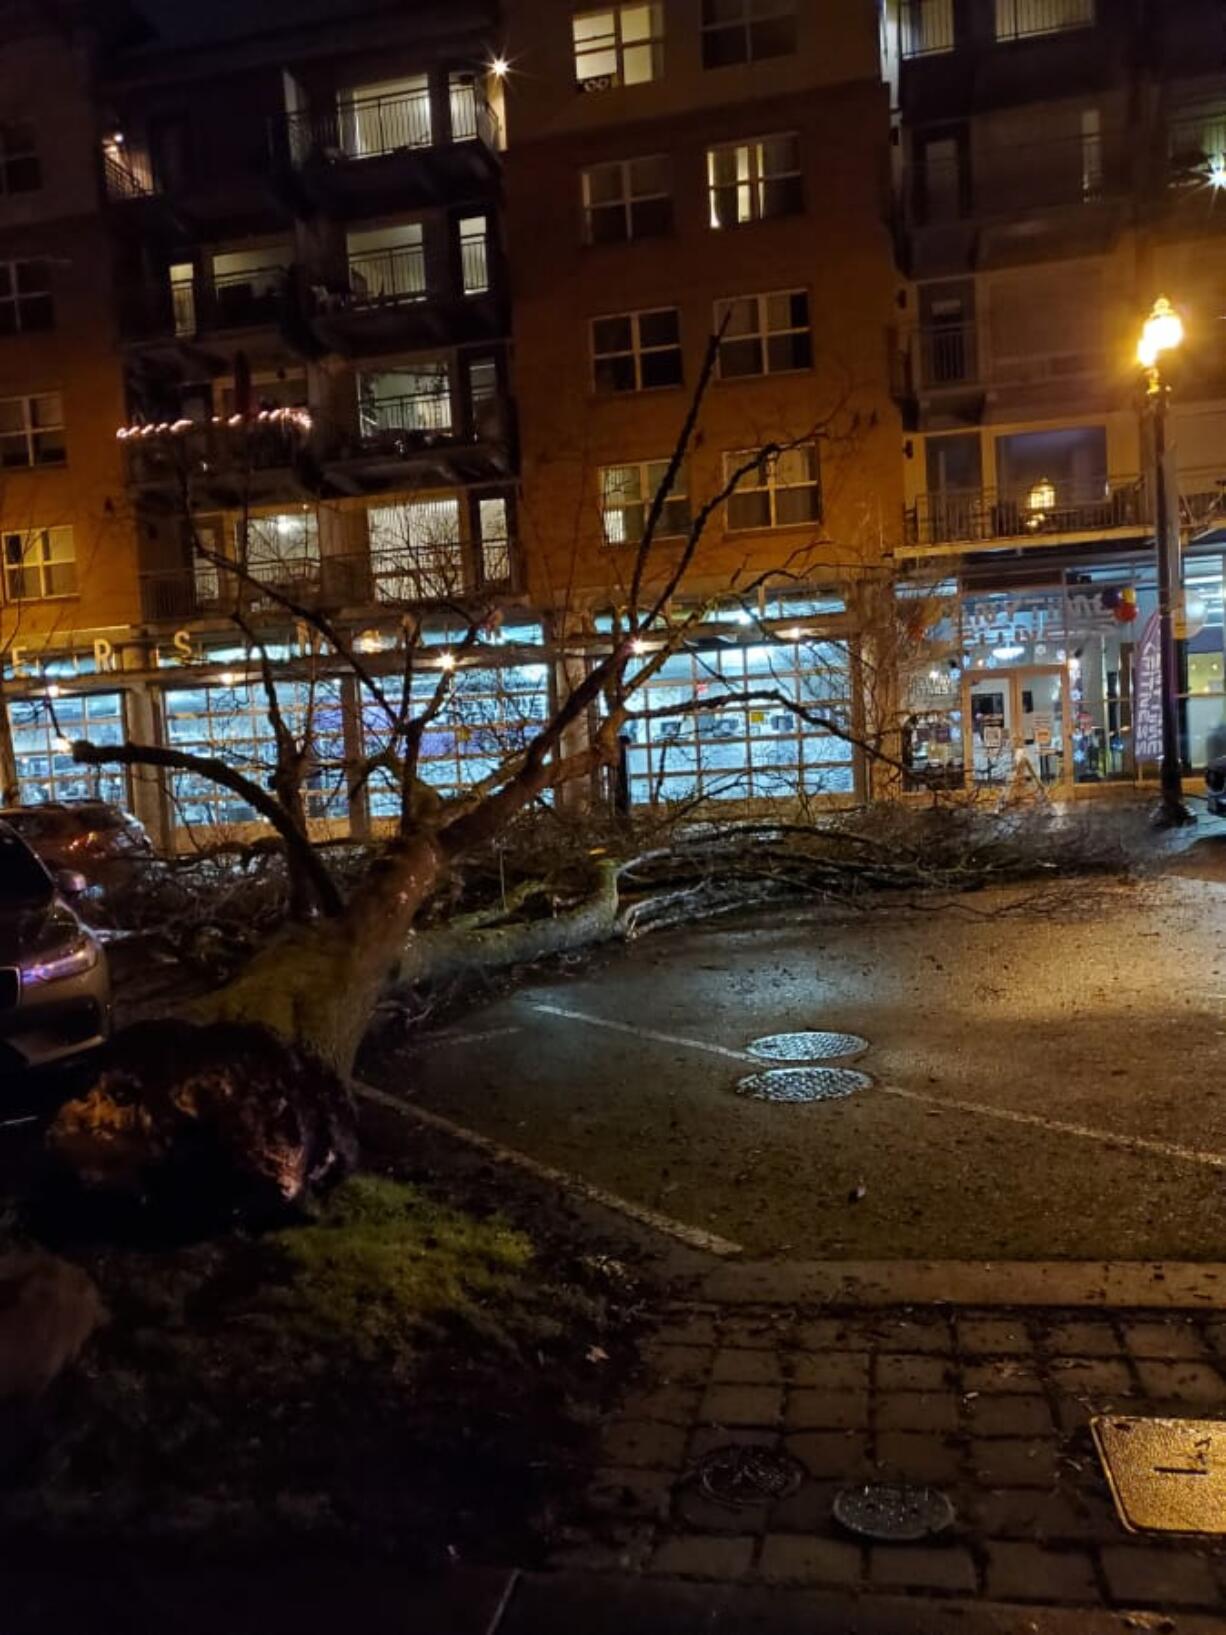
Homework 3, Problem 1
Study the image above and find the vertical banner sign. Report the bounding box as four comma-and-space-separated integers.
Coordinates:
1133, 610, 1164, 764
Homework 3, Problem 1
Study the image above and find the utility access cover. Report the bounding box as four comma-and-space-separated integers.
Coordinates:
747, 1031, 869, 1062
833, 1483, 955, 1541
1092, 1416, 1226, 1535
694, 1445, 805, 1510
736, 1066, 872, 1103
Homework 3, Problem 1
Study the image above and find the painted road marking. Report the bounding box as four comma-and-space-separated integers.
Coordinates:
417, 1026, 522, 1050
534, 1003, 761, 1064
535, 1003, 1226, 1173
353, 1079, 743, 1258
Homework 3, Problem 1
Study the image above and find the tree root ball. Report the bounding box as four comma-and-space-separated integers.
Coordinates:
44, 1021, 359, 1233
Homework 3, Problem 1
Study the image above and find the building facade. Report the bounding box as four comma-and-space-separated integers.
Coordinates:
887, 0, 1226, 794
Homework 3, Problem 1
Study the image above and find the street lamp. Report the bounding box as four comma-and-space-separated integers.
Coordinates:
1137, 296, 1194, 827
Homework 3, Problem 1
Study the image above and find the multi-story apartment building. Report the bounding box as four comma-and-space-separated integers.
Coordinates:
504, 0, 902, 808
0, 0, 903, 839
887, 0, 1226, 794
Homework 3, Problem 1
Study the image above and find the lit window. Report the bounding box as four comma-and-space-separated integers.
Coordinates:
707, 134, 802, 228
600, 460, 690, 545
901, 0, 955, 58
582, 155, 672, 244
0, 122, 39, 194
479, 495, 512, 585
701, 0, 797, 69
0, 393, 64, 468
0, 259, 52, 335
238, 511, 320, 589
338, 76, 431, 157
459, 216, 490, 293
346, 223, 426, 305
715, 291, 811, 377
592, 307, 682, 392
572, 4, 663, 91
368, 497, 464, 600
358, 365, 452, 440
7, 692, 126, 809
994, 0, 1093, 43
3, 525, 76, 600
726, 445, 820, 531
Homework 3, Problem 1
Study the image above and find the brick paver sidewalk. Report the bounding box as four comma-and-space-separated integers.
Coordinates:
561, 1302, 1226, 1612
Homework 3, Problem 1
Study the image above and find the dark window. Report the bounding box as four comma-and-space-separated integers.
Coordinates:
701, 0, 797, 68
0, 122, 40, 194
593, 307, 682, 392
0, 260, 52, 335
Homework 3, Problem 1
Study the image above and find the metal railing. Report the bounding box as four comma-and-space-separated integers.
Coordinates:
1167, 108, 1226, 188
346, 246, 427, 306
461, 235, 489, 295
916, 325, 980, 388
906, 478, 1146, 548
908, 132, 1119, 224
994, 0, 1095, 43
908, 325, 1103, 393
900, 0, 955, 58
103, 152, 157, 200
276, 84, 498, 169
357, 390, 454, 446
121, 267, 288, 341
123, 419, 305, 486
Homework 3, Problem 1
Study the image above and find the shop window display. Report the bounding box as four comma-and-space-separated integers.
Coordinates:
7, 691, 128, 806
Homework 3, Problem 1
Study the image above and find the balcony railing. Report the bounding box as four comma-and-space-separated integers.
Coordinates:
906, 478, 1146, 549
121, 267, 290, 342
346, 246, 427, 306
900, 0, 955, 59
994, 0, 1095, 44
1167, 109, 1226, 190
907, 324, 1103, 394
909, 131, 1119, 224
103, 151, 157, 200
276, 83, 498, 170
140, 542, 506, 622
357, 390, 454, 446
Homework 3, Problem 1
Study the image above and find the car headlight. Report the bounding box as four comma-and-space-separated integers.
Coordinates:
21, 936, 100, 985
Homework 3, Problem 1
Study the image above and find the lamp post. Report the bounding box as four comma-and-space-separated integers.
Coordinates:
1138, 296, 1194, 827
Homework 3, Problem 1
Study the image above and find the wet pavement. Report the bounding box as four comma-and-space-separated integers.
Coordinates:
401, 870, 1226, 1261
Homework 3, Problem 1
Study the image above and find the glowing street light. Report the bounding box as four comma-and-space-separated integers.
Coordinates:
1137, 296, 1194, 827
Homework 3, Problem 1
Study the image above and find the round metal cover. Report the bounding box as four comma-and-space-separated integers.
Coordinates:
695, 1445, 806, 1510
747, 1030, 869, 1063
833, 1483, 955, 1542
736, 1066, 872, 1103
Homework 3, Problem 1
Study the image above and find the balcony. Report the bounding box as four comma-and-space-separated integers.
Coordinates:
305, 248, 505, 359
120, 415, 313, 510
905, 477, 1148, 551
103, 150, 157, 201
902, 324, 1104, 401
1165, 108, 1226, 196
269, 81, 501, 214
119, 266, 292, 347
139, 541, 511, 624
319, 390, 515, 495
908, 132, 1125, 228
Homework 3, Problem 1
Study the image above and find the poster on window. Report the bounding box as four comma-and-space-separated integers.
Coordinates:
1133, 611, 1163, 764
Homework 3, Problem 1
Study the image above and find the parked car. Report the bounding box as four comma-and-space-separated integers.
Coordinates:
1207, 758, 1226, 816
0, 821, 111, 1073
0, 801, 153, 893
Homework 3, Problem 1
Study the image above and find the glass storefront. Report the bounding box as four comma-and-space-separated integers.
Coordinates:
7, 692, 128, 806
621, 637, 856, 807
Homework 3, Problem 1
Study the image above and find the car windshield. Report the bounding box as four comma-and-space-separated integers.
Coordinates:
0, 829, 53, 907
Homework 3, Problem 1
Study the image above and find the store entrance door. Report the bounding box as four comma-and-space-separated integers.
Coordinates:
966, 666, 1070, 790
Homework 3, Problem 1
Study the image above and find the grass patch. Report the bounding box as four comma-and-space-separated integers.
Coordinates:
269, 1175, 532, 1357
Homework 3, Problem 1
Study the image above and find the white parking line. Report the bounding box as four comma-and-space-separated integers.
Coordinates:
534, 1003, 1226, 1173
417, 1026, 523, 1051
533, 1003, 760, 1064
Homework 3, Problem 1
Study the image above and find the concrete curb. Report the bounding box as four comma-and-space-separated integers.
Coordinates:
698, 1259, 1226, 1309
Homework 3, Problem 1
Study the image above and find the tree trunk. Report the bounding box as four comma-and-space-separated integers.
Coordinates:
193, 832, 446, 1076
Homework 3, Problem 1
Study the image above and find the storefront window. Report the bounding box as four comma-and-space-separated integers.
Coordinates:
621, 636, 855, 807
1183, 556, 1226, 767
366, 661, 551, 814
163, 679, 347, 830
7, 691, 128, 806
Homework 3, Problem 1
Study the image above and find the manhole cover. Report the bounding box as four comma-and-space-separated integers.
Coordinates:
833, 1483, 955, 1541
694, 1445, 805, 1509
747, 1030, 869, 1062
736, 1066, 872, 1103
1092, 1416, 1226, 1534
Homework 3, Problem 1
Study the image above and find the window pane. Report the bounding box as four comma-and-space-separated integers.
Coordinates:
640, 347, 682, 388
638, 308, 679, 347
721, 336, 763, 376
776, 484, 818, 525
15, 261, 49, 293
776, 445, 815, 484
31, 393, 61, 428
620, 4, 657, 42
767, 331, 811, 371
586, 163, 624, 205
595, 355, 636, 392
0, 399, 24, 432
33, 428, 66, 464
729, 490, 771, 529
763, 133, 799, 173
593, 315, 632, 353
630, 154, 669, 192
590, 205, 629, 244
629, 196, 672, 236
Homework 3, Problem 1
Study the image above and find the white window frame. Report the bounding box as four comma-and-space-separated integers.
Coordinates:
707, 133, 802, 228
0, 258, 52, 334
725, 445, 820, 532
581, 155, 672, 244
591, 307, 683, 393
994, 0, 1094, 43
700, 0, 797, 68
2, 525, 76, 600
0, 392, 64, 468
572, 4, 664, 90
0, 121, 39, 194
600, 459, 690, 546
715, 290, 811, 378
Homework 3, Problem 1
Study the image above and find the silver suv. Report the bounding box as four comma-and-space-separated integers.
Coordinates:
0, 821, 111, 1073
